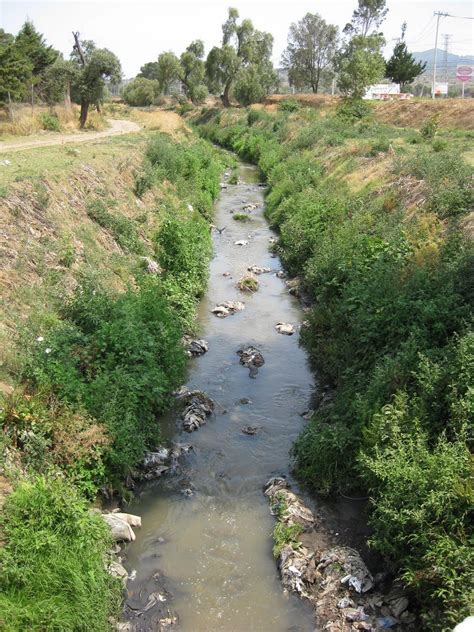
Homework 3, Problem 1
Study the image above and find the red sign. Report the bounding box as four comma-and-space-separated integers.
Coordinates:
456, 65, 473, 83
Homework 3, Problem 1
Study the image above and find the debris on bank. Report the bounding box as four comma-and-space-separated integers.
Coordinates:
182, 335, 209, 357
264, 477, 416, 631
174, 387, 215, 432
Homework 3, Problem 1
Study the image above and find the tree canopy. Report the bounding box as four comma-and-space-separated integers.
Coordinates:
155, 52, 181, 95
343, 0, 388, 36
282, 13, 338, 93
205, 8, 276, 106
71, 32, 121, 128
386, 23, 427, 90
180, 40, 208, 104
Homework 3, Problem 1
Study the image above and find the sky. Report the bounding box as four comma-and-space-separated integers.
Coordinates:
1, 0, 473, 77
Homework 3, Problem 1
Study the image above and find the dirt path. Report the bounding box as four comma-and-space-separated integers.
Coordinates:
0, 119, 141, 154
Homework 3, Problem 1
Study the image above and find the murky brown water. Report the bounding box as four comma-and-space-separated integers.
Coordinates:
123, 163, 316, 631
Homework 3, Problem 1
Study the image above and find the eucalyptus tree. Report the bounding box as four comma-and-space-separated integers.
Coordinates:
71, 32, 121, 128
282, 13, 339, 93
206, 7, 276, 106
180, 40, 208, 104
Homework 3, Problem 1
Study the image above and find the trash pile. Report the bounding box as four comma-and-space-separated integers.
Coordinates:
174, 387, 215, 432
237, 345, 265, 378
182, 335, 209, 357
264, 477, 416, 631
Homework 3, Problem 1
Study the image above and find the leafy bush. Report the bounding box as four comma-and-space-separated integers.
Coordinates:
420, 114, 440, 140
336, 98, 371, 121
123, 77, 159, 106
22, 281, 187, 479
39, 112, 61, 132
279, 99, 300, 112
0, 476, 121, 631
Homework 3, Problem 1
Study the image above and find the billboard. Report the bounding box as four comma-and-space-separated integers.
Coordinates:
456, 65, 473, 83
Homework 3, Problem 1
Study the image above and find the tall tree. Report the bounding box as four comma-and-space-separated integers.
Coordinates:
71, 32, 121, 128
155, 52, 181, 95
385, 23, 427, 90
180, 40, 208, 104
138, 61, 160, 81
206, 7, 276, 107
14, 21, 58, 78
343, 0, 388, 37
337, 0, 387, 99
39, 58, 77, 108
0, 43, 32, 113
281, 13, 339, 93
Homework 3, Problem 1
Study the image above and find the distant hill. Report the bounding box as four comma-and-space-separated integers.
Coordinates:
412, 49, 474, 77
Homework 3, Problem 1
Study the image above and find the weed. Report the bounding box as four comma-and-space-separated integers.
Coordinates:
272, 522, 302, 558
232, 213, 250, 222
38, 112, 61, 132
279, 99, 300, 113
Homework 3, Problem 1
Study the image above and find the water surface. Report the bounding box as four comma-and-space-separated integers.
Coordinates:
124, 163, 316, 631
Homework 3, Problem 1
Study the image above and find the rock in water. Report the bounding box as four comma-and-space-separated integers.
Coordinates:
247, 264, 271, 275
182, 335, 209, 357
275, 322, 295, 335
237, 345, 265, 378
241, 425, 259, 435
234, 239, 248, 246
211, 300, 245, 318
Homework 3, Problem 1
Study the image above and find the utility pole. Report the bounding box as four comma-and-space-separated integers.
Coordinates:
432, 11, 448, 99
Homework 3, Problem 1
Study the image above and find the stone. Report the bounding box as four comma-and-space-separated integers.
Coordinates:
242, 203, 258, 211
241, 425, 259, 435
101, 513, 136, 542
211, 300, 245, 318
275, 322, 295, 335
113, 512, 142, 528
237, 345, 265, 378
239, 397, 252, 405
234, 239, 248, 246
389, 596, 409, 618
276, 270, 286, 279
108, 560, 128, 586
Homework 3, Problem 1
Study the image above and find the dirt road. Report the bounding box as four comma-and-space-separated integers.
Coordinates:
0, 119, 141, 154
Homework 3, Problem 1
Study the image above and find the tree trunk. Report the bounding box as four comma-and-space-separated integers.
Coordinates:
79, 99, 89, 128
96, 102, 101, 113
7, 92, 15, 123
64, 82, 72, 110
221, 80, 232, 107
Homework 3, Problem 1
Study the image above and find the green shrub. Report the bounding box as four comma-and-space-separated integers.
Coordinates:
336, 98, 371, 121
272, 522, 302, 558
0, 476, 121, 631
279, 99, 300, 112
22, 281, 186, 479
232, 212, 250, 222
39, 112, 61, 132
420, 114, 440, 140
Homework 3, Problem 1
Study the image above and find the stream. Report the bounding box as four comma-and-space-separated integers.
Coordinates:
122, 162, 320, 631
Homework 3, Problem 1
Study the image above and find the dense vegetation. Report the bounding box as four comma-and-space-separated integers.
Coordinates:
0, 132, 223, 628
195, 105, 473, 630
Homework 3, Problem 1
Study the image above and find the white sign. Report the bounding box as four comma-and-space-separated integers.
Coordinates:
433, 82, 448, 95
364, 83, 400, 100
456, 65, 473, 83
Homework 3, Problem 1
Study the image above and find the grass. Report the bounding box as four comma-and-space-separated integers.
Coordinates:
232, 212, 250, 221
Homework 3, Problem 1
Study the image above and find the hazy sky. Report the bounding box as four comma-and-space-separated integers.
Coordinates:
1, 0, 473, 77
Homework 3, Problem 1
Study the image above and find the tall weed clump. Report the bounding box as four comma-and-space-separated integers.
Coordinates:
195, 107, 474, 629
0, 477, 121, 631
